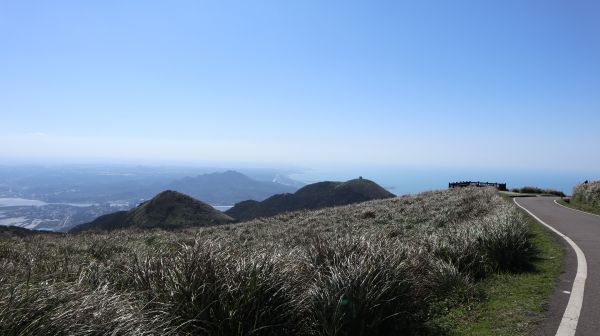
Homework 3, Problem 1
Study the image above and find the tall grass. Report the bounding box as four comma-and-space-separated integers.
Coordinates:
301, 238, 425, 335
0, 282, 176, 336
572, 180, 600, 209
0, 187, 532, 335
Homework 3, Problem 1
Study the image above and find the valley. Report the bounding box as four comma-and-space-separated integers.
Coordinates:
0, 165, 303, 231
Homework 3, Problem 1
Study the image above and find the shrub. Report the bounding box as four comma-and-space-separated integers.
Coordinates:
572, 180, 600, 209
127, 240, 224, 333
302, 239, 424, 336
426, 204, 530, 278
512, 186, 565, 197
0, 282, 174, 336
126, 240, 302, 335
478, 208, 532, 273
214, 251, 303, 336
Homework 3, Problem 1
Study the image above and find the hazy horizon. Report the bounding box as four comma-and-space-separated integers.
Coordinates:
2, 1, 599, 171
0, 161, 596, 196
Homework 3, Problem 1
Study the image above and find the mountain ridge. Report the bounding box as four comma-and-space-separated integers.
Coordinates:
70, 190, 233, 233
225, 178, 395, 221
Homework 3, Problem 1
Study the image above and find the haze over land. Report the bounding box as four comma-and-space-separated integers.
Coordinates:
0, 166, 302, 231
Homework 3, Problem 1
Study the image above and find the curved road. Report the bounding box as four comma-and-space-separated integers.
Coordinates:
515, 197, 600, 336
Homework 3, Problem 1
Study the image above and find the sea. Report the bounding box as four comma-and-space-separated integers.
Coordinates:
290, 166, 599, 196
0, 197, 232, 212
0, 198, 94, 207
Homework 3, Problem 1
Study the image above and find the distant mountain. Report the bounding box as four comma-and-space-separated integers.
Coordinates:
70, 190, 233, 233
166, 170, 298, 205
0, 166, 301, 232
225, 178, 395, 221
272, 174, 306, 188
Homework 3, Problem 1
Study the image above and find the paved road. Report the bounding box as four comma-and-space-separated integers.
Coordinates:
515, 197, 600, 336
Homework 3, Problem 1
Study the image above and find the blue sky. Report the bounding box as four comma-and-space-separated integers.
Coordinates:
1, 1, 599, 170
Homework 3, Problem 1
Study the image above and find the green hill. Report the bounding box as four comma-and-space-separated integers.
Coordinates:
225, 178, 395, 221
71, 190, 233, 232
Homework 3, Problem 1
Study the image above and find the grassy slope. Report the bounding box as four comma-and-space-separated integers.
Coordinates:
558, 199, 600, 216
0, 189, 564, 335
437, 195, 563, 335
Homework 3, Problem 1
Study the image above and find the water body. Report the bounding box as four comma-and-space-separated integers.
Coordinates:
291, 166, 600, 196
0, 216, 27, 227
0, 198, 230, 212
0, 198, 94, 208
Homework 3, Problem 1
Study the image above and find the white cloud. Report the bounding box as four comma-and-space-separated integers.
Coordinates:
24, 132, 48, 137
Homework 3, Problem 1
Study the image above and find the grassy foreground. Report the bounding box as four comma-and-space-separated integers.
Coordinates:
0, 188, 562, 335
558, 199, 600, 216
437, 195, 563, 335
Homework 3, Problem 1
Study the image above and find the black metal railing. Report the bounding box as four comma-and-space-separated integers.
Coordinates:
449, 181, 507, 191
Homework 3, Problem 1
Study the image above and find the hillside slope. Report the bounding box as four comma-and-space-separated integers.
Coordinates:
71, 190, 233, 232
225, 178, 395, 221
0, 188, 539, 335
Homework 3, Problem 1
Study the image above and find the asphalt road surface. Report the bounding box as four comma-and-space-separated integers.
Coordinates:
515, 197, 600, 336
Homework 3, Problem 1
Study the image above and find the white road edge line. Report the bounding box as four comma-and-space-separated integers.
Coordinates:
513, 198, 587, 336
554, 199, 600, 218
